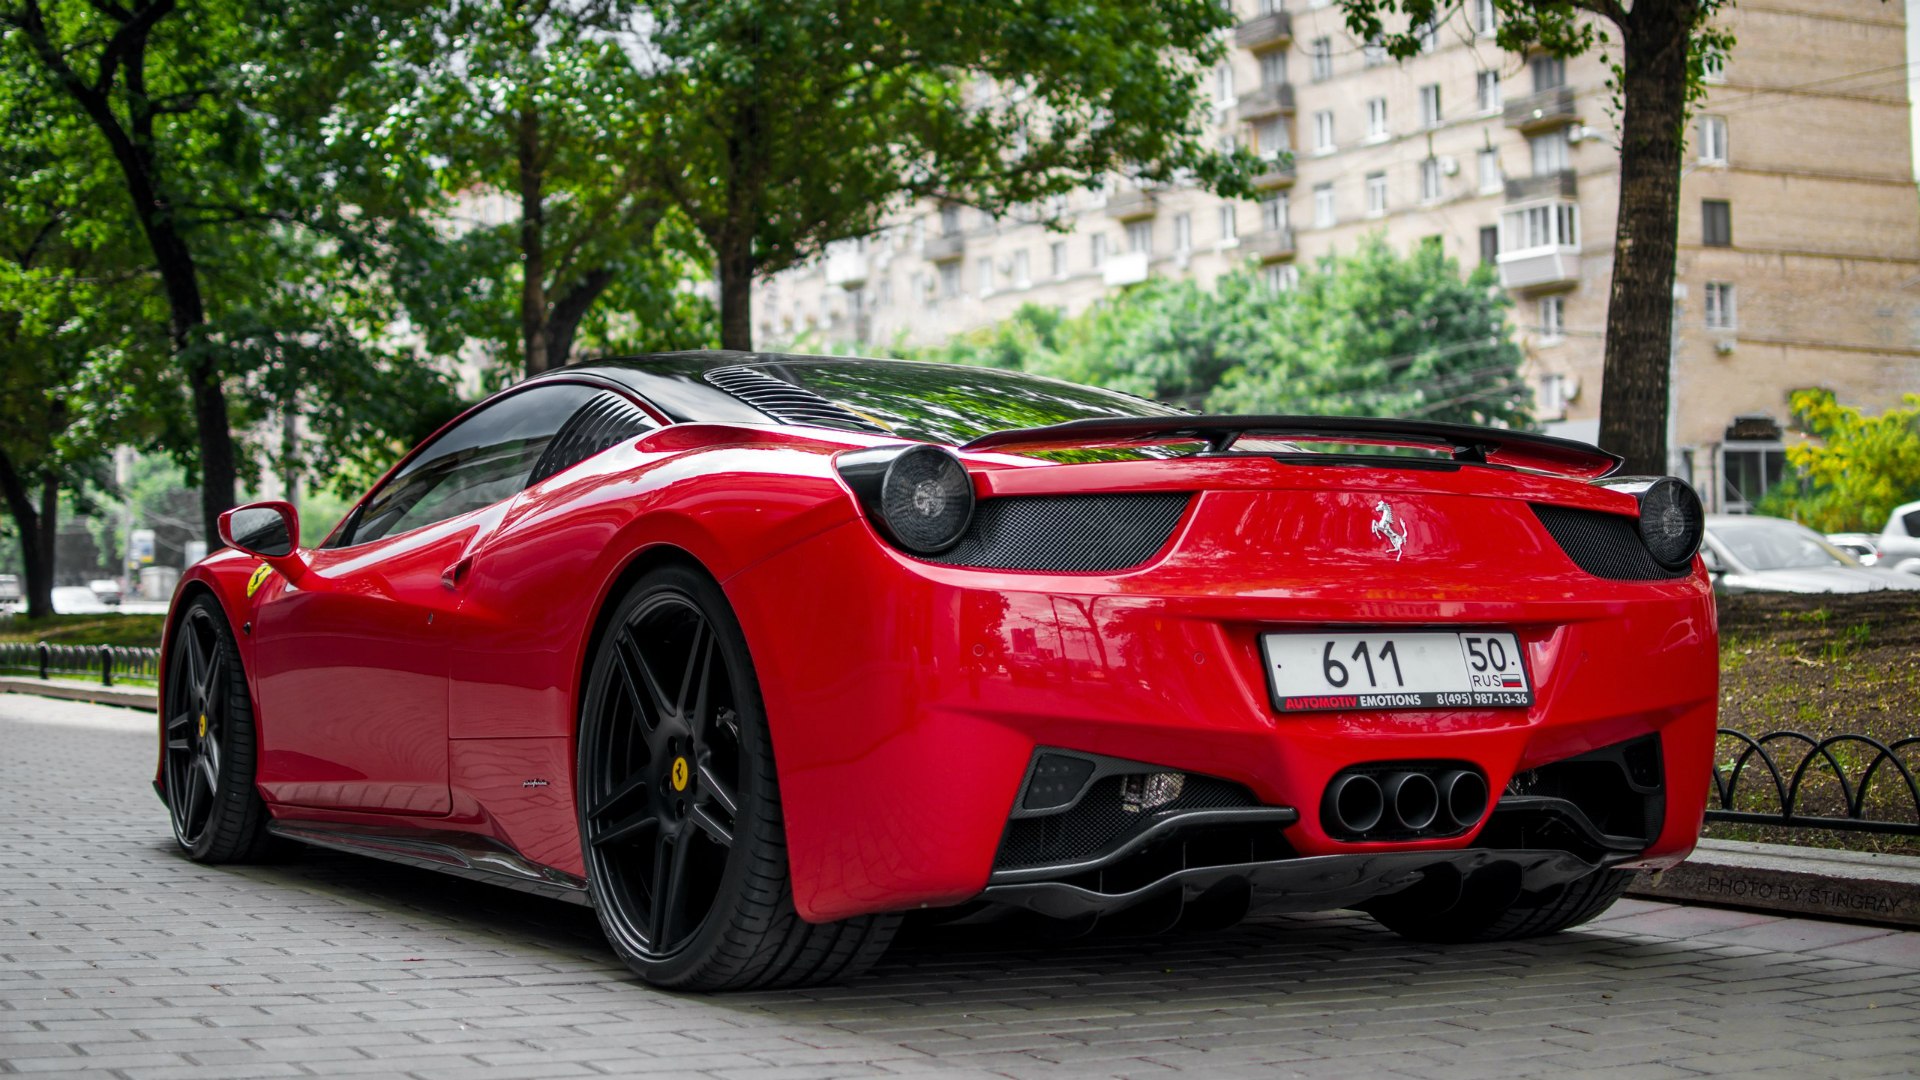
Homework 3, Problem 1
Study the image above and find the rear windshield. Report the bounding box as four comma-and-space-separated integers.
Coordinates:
745, 360, 1185, 445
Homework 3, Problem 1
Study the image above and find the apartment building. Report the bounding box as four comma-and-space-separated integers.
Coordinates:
754, 0, 1920, 511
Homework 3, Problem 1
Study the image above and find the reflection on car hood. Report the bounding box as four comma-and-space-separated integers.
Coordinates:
1723, 566, 1920, 593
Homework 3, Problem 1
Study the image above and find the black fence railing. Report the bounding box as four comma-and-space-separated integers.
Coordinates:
1708, 728, 1920, 837
0, 641, 162, 686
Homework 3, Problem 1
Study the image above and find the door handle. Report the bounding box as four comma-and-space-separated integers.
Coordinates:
441, 556, 473, 590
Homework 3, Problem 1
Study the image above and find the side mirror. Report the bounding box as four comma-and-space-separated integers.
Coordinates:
1699, 546, 1724, 576
218, 501, 303, 567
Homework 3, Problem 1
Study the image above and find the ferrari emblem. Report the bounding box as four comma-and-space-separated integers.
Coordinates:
197, 714, 207, 738
1370, 499, 1408, 561
246, 562, 273, 597
670, 757, 689, 792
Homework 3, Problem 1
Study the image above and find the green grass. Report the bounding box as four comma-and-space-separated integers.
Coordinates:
0, 613, 167, 649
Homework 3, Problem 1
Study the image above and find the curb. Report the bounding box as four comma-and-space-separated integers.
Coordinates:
0, 677, 157, 711
1631, 838, 1920, 929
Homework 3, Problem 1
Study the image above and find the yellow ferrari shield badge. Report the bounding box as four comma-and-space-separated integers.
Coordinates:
246, 562, 273, 598
671, 757, 690, 792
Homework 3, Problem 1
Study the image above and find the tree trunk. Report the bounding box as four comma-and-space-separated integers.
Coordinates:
544, 268, 619, 366
716, 234, 756, 351
0, 451, 53, 620
1597, 0, 1695, 477
517, 106, 551, 377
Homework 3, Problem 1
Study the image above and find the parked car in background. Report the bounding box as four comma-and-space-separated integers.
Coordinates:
52, 585, 111, 613
1825, 533, 1881, 565
1703, 515, 1920, 593
88, 578, 123, 605
0, 574, 19, 606
1877, 499, 1920, 575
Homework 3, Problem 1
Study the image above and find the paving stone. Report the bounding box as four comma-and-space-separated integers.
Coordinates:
6, 693, 1920, 1079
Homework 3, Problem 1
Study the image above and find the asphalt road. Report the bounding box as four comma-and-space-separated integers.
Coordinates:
4, 692, 1919, 1079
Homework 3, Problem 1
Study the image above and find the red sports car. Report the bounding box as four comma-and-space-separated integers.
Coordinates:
158, 351, 1716, 990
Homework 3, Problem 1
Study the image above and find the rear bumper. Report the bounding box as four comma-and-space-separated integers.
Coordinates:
728, 500, 1718, 923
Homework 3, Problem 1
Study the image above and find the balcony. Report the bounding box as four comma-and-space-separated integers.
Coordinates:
824, 247, 868, 288
1106, 189, 1159, 221
1235, 81, 1295, 121
924, 232, 966, 262
1103, 250, 1152, 286
1234, 11, 1292, 51
1244, 227, 1296, 262
1252, 157, 1297, 189
1505, 170, 1577, 202
1498, 245, 1580, 290
1503, 86, 1577, 131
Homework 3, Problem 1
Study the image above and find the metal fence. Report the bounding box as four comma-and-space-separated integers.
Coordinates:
0, 641, 162, 686
1707, 728, 1920, 837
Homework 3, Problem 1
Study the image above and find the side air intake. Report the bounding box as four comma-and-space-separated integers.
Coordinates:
528, 392, 654, 485
923, 493, 1190, 572
1531, 504, 1690, 581
705, 366, 889, 434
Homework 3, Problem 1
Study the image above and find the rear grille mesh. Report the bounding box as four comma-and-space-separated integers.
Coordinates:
925, 493, 1190, 572
994, 774, 1257, 872
1531, 504, 1689, 581
705, 366, 889, 434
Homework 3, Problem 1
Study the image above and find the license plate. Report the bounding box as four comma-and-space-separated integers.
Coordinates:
1261, 631, 1533, 712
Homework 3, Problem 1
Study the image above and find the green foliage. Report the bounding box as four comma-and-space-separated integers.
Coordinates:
905, 237, 1532, 428
1755, 389, 1920, 533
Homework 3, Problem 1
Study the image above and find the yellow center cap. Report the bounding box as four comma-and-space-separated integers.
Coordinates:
198, 714, 207, 738
670, 757, 689, 792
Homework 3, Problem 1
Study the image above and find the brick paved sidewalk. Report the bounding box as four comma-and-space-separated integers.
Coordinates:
3, 693, 1918, 1079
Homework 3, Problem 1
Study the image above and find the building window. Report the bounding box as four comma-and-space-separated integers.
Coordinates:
1090, 233, 1108, 267
1364, 38, 1387, 67
1214, 63, 1236, 107
1127, 220, 1153, 255
1538, 295, 1565, 341
1537, 373, 1569, 418
1531, 56, 1566, 93
1698, 115, 1728, 164
1218, 203, 1239, 242
1310, 38, 1333, 81
1478, 148, 1503, 193
1477, 69, 1501, 112
1419, 84, 1442, 127
977, 256, 994, 296
1501, 201, 1579, 250
1313, 183, 1336, 227
1530, 128, 1570, 174
1365, 171, 1388, 216
1702, 199, 1732, 246
1704, 282, 1736, 329
939, 262, 961, 299
1258, 0, 1283, 12
1702, 52, 1726, 84
1417, 20, 1438, 53
1266, 263, 1300, 291
1012, 249, 1031, 289
1721, 438, 1785, 512
1051, 240, 1068, 279
1420, 157, 1444, 201
1261, 193, 1289, 232
1479, 225, 1499, 266
1260, 51, 1287, 86
1313, 110, 1336, 152
1474, 0, 1497, 36
1173, 212, 1193, 254
1254, 117, 1290, 159
939, 204, 962, 236
1366, 97, 1388, 140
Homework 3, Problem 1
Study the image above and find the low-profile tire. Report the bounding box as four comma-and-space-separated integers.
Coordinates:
162, 594, 273, 863
577, 563, 899, 991
1369, 867, 1636, 943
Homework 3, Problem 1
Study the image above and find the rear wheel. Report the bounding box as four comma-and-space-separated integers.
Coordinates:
1368, 867, 1636, 943
577, 564, 898, 990
162, 595, 272, 863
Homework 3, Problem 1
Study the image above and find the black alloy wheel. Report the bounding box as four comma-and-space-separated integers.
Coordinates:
577, 564, 898, 991
162, 595, 271, 862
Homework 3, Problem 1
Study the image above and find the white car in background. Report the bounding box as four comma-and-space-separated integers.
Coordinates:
1703, 515, 1920, 594
1877, 499, 1920, 575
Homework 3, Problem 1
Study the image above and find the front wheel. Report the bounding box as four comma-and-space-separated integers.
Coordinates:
576, 564, 897, 990
1368, 867, 1636, 943
162, 595, 273, 863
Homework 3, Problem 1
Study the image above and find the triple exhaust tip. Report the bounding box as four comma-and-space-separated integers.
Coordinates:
1325, 767, 1489, 837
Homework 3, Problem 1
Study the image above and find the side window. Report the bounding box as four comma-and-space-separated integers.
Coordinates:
347, 384, 605, 545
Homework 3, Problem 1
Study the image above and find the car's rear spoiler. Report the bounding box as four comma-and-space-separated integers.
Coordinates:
959, 414, 1623, 479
